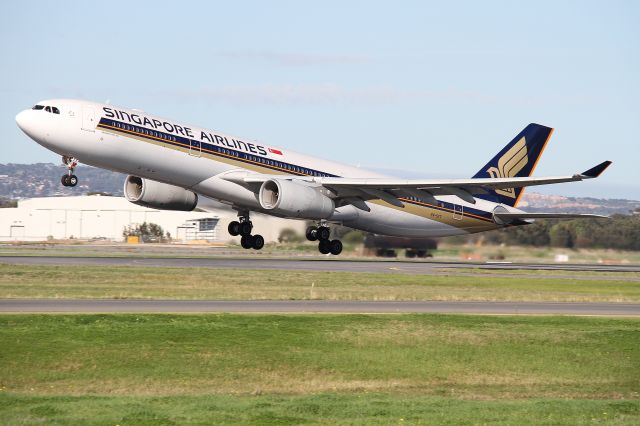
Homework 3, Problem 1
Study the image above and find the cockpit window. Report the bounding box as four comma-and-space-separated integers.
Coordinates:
37, 105, 61, 114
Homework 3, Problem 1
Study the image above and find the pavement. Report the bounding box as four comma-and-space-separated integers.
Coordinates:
1, 299, 638, 315
1, 255, 640, 274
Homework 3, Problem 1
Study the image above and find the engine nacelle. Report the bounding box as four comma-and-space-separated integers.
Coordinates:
124, 175, 198, 211
259, 179, 335, 219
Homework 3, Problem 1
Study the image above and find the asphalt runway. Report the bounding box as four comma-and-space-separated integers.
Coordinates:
1, 299, 639, 315
1, 255, 640, 274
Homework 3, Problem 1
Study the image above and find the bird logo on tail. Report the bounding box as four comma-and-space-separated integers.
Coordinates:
486, 137, 529, 198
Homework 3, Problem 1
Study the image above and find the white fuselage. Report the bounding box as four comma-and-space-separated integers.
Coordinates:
15, 99, 512, 237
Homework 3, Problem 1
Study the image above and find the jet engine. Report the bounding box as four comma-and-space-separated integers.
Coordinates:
124, 175, 198, 211
259, 179, 335, 219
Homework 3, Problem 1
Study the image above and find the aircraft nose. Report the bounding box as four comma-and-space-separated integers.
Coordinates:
15, 110, 30, 133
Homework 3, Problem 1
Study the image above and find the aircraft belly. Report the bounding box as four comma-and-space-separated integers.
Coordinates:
191, 175, 262, 210
344, 202, 497, 237
344, 204, 461, 237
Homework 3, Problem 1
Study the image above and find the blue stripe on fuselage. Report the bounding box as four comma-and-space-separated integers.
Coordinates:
97, 117, 495, 223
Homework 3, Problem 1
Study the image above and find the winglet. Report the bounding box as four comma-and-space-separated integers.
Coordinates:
581, 161, 612, 178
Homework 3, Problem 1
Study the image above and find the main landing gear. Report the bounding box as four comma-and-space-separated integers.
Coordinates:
228, 213, 265, 250
306, 224, 342, 255
61, 156, 79, 187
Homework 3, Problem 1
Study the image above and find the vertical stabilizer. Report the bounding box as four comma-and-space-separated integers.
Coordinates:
472, 123, 553, 207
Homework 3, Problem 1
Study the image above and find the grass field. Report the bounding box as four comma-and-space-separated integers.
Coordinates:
0, 314, 639, 424
2, 394, 638, 425
1, 264, 639, 302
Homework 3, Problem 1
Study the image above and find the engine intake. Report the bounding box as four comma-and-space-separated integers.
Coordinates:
124, 176, 198, 211
259, 179, 334, 219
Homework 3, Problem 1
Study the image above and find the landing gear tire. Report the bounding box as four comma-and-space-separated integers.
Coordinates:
306, 226, 318, 241
318, 239, 331, 254
329, 239, 343, 256
61, 156, 79, 188
317, 226, 330, 241
241, 235, 253, 249
228, 221, 240, 236
61, 174, 78, 187
239, 221, 253, 236
251, 234, 265, 250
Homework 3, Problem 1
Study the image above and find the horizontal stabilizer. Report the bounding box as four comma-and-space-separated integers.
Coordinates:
493, 212, 608, 224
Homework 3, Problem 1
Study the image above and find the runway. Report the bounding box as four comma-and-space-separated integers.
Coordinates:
1, 299, 638, 315
1, 255, 640, 274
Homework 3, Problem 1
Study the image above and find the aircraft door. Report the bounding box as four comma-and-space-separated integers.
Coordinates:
189, 139, 201, 157
81, 107, 95, 132
453, 204, 463, 220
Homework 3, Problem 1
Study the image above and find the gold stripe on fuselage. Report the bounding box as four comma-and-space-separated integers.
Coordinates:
98, 123, 500, 232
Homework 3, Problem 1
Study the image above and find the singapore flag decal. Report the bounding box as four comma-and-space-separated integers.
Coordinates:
268, 147, 283, 155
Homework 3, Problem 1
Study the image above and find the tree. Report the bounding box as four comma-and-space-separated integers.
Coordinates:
0, 198, 17, 208
342, 230, 365, 245
549, 223, 574, 248
122, 222, 169, 243
278, 228, 303, 243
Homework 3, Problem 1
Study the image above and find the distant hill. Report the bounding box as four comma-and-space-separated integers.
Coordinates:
519, 193, 640, 216
1, 163, 638, 215
0, 163, 126, 198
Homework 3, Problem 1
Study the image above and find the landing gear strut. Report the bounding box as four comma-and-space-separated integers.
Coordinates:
228, 212, 264, 250
306, 224, 342, 255
61, 156, 78, 187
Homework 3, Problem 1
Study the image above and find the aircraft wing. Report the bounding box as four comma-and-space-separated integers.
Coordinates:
312, 161, 612, 204
226, 161, 612, 207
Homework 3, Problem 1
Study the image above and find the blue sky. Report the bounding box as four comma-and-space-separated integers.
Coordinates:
1, 1, 638, 198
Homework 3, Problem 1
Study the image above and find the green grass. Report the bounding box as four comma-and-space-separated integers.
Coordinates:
0, 314, 639, 424
1, 394, 639, 425
0, 315, 638, 397
1, 264, 640, 302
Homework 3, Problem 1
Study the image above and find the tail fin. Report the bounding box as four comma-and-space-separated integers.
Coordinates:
472, 123, 553, 207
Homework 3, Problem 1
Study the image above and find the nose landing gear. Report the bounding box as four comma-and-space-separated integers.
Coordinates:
228, 212, 265, 250
306, 224, 342, 255
61, 156, 79, 187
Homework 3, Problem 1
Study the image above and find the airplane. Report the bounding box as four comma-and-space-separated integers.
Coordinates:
15, 99, 611, 255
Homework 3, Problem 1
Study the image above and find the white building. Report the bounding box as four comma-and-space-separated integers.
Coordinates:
0, 195, 305, 243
